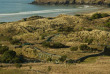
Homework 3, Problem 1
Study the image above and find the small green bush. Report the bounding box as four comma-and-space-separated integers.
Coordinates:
42, 42, 66, 48
75, 14, 81, 16
59, 55, 67, 62
79, 44, 90, 51
47, 57, 52, 62
48, 66, 52, 72
15, 63, 22, 68
57, 27, 73, 32
70, 46, 78, 51
86, 28, 93, 31
0, 45, 9, 54
84, 38, 93, 45
10, 39, 21, 45
90, 13, 109, 19
66, 59, 74, 63
1, 50, 25, 63
104, 22, 110, 28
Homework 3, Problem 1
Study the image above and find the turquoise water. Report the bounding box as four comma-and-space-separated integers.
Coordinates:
0, 0, 101, 22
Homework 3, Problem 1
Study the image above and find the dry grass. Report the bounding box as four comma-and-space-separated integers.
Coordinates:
0, 56, 110, 74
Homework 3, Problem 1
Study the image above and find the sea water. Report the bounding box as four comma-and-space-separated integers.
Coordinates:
0, 0, 101, 22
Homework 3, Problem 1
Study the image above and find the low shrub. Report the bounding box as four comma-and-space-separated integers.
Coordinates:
104, 22, 110, 28
15, 63, 22, 68
75, 14, 81, 16
90, 13, 109, 19
86, 28, 93, 31
48, 66, 52, 72
79, 44, 90, 51
1, 50, 25, 63
0, 45, 9, 54
66, 59, 74, 63
47, 57, 52, 62
59, 55, 67, 62
84, 38, 93, 45
9, 39, 21, 45
57, 27, 74, 32
42, 42, 66, 48
70, 46, 78, 51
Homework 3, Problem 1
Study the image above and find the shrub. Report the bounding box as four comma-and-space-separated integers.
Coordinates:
84, 38, 93, 45
1, 50, 16, 63
42, 42, 51, 47
101, 13, 109, 17
0, 46, 9, 54
15, 63, 22, 68
47, 57, 52, 62
70, 46, 78, 51
66, 59, 74, 63
59, 55, 67, 62
10, 39, 21, 45
42, 42, 66, 48
51, 42, 66, 48
86, 28, 93, 31
91, 13, 102, 19
79, 44, 90, 51
57, 27, 73, 32
48, 66, 52, 72
90, 13, 109, 19
75, 14, 81, 16
1, 50, 24, 63
104, 22, 110, 28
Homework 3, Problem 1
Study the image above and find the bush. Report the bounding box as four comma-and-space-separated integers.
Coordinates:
57, 27, 73, 32
1, 50, 16, 63
42, 42, 51, 47
48, 66, 52, 72
86, 28, 93, 31
47, 57, 52, 62
84, 38, 93, 45
101, 13, 109, 17
104, 22, 110, 28
79, 44, 90, 51
1, 50, 24, 63
10, 39, 21, 45
0, 45, 9, 54
75, 14, 81, 16
42, 42, 66, 48
15, 63, 22, 68
90, 13, 109, 19
51, 42, 66, 48
91, 13, 102, 19
66, 59, 74, 63
70, 46, 78, 51
59, 55, 67, 62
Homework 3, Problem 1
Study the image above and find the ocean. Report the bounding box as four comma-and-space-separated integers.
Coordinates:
0, 0, 101, 22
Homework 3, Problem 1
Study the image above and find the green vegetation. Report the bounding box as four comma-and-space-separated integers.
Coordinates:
79, 44, 90, 51
0, 45, 9, 54
9, 39, 21, 45
15, 63, 22, 68
75, 14, 81, 16
70, 46, 78, 51
66, 59, 74, 63
90, 13, 109, 19
42, 42, 66, 48
0, 49, 25, 63
57, 27, 74, 32
48, 66, 52, 72
83, 38, 93, 45
59, 55, 67, 62
104, 22, 110, 28
47, 57, 52, 62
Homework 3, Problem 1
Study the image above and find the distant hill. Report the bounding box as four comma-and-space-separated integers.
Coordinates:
32, 0, 110, 5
